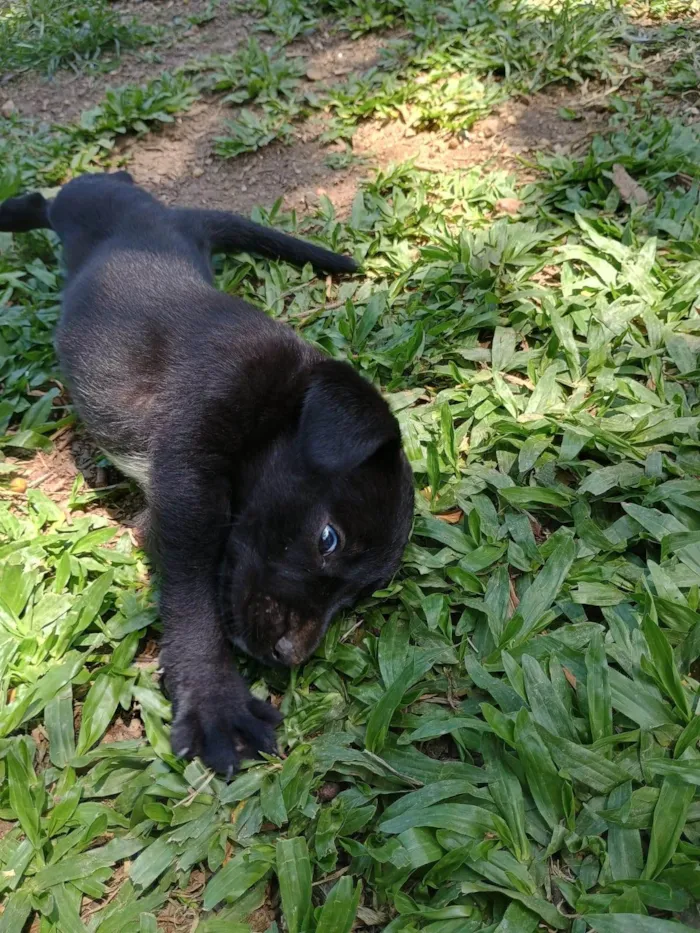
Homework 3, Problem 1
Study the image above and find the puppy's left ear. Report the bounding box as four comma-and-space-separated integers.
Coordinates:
299, 360, 401, 473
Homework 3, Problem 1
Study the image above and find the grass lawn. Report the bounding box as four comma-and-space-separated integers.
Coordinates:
1, 0, 700, 931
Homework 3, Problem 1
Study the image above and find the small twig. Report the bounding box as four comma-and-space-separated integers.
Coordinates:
312, 866, 349, 887
81, 883, 122, 919
339, 616, 365, 643
27, 473, 51, 488
50, 424, 73, 444
174, 767, 217, 808
290, 299, 344, 326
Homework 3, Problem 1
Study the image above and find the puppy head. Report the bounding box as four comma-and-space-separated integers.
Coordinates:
224, 359, 414, 667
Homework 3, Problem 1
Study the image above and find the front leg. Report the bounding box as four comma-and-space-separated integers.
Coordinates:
153, 459, 281, 776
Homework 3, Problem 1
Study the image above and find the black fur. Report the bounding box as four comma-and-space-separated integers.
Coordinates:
0, 173, 414, 775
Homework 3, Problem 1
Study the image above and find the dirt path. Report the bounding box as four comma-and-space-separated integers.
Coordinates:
123, 80, 608, 217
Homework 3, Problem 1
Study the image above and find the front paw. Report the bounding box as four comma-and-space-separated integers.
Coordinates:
167, 668, 282, 776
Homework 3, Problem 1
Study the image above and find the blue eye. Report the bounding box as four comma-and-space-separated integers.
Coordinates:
319, 524, 339, 555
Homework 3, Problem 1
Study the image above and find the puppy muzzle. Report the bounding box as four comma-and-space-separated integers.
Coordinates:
240, 593, 325, 667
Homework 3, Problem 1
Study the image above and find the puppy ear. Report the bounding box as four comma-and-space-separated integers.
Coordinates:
299, 360, 401, 473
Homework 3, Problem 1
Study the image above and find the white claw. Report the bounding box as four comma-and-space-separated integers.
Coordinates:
177, 747, 190, 757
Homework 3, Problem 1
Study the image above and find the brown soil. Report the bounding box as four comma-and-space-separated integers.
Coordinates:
102, 715, 144, 743
123, 79, 608, 218
5, 427, 100, 501
4, 425, 143, 528
119, 28, 397, 215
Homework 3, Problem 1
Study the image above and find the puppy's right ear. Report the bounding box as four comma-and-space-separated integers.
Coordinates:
299, 360, 401, 474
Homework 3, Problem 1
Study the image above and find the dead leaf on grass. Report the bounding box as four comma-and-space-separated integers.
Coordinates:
508, 576, 520, 616
494, 197, 524, 215
611, 163, 650, 206
437, 509, 463, 524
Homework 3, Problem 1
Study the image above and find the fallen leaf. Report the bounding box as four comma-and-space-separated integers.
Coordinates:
509, 576, 520, 614
612, 163, 650, 206
437, 509, 464, 524
504, 373, 535, 390
494, 197, 524, 215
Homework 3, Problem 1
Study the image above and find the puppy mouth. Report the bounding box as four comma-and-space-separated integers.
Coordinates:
242, 593, 322, 667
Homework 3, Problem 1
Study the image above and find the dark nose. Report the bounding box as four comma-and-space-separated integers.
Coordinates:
272, 636, 302, 667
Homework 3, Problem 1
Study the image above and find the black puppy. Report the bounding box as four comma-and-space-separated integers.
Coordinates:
0, 173, 414, 774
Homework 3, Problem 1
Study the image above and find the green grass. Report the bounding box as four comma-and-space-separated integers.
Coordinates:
214, 0, 629, 155
0, 0, 153, 76
2, 1, 700, 932
78, 72, 201, 139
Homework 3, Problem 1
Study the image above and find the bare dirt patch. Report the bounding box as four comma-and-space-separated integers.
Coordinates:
299, 28, 388, 80
468, 84, 611, 164
125, 105, 473, 217
123, 80, 609, 218
122, 29, 398, 215
124, 103, 373, 216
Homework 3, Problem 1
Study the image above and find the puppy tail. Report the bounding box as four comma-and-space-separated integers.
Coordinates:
0, 192, 53, 232
185, 209, 358, 275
